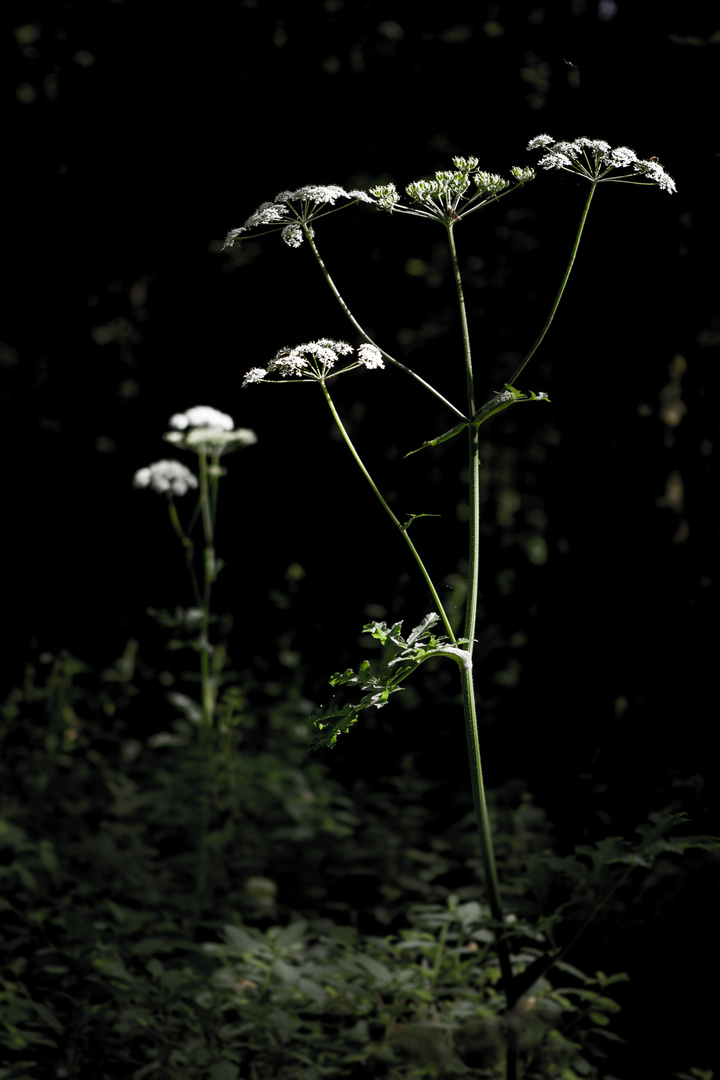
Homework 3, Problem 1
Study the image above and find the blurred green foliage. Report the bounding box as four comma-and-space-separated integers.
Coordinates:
0, 648, 716, 1078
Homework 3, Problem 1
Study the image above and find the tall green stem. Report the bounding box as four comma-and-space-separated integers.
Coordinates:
320, 381, 456, 643
166, 495, 202, 610
509, 182, 597, 385
448, 225, 517, 1059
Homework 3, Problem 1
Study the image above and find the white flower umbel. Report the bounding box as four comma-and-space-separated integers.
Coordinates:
133, 460, 198, 496
223, 185, 374, 249
527, 135, 676, 193
369, 156, 535, 225
169, 406, 234, 431
164, 405, 257, 456
242, 339, 384, 388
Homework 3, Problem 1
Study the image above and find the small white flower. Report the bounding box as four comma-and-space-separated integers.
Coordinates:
242, 367, 267, 387
357, 343, 384, 369
609, 146, 638, 167
133, 460, 198, 496
281, 223, 304, 248
574, 137, 611, 153
526, 134, 554, 150
169, 406, 234, 431
636, 157, 677, 193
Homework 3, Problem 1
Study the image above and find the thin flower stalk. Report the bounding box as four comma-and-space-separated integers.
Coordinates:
320, 381, 456, 643
510, 135, 674, 386
447, 219, 516, 1025
303, 229, 467, 420
508, 181, 596, 386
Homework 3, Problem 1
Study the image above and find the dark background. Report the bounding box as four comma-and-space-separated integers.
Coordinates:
4, 1, 719, 1074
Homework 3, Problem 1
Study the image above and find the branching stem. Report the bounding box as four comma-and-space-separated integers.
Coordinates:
306, 229, 467, 421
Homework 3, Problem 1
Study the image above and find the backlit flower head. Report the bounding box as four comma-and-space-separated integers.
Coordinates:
169, 406, 234, 431
369, 156, 535, 225
133, 460, 198, 496
242, 339, 385, 387
527, 135, 676, 193
223, 185, 374, 249
164, 405, 257, 456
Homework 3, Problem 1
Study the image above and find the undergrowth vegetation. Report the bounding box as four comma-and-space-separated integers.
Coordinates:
1, 648, 715, 1079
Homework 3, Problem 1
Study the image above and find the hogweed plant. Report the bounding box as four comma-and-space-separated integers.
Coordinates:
133, 405, 257, 731
133, 407, 257, 920
220, 138, 688, 1077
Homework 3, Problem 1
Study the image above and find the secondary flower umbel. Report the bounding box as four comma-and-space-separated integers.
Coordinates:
527, 135, 676, 193
133, 460, 198, 497
223, 185, 374, 250
369, 156, 535, 225
163, 405, 258, 456
242, 340, 384, 388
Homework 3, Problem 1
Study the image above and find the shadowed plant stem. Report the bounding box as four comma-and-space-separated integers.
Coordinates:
197, 449, 216, 730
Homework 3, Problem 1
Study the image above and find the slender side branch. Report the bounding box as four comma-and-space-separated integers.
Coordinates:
447, 226, 481, 647
509, 182, 597, 385
305, 229, 467, 421
320, 381, 456, 643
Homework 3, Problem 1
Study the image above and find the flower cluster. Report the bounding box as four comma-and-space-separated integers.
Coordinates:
242, 340, 384, 388
527, 135, 676, 193
169, 406, 234, 431
164, 405, 258, 456
133, 460, 198, 497
369, 157, 535, 225
223, 185, 374, 249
